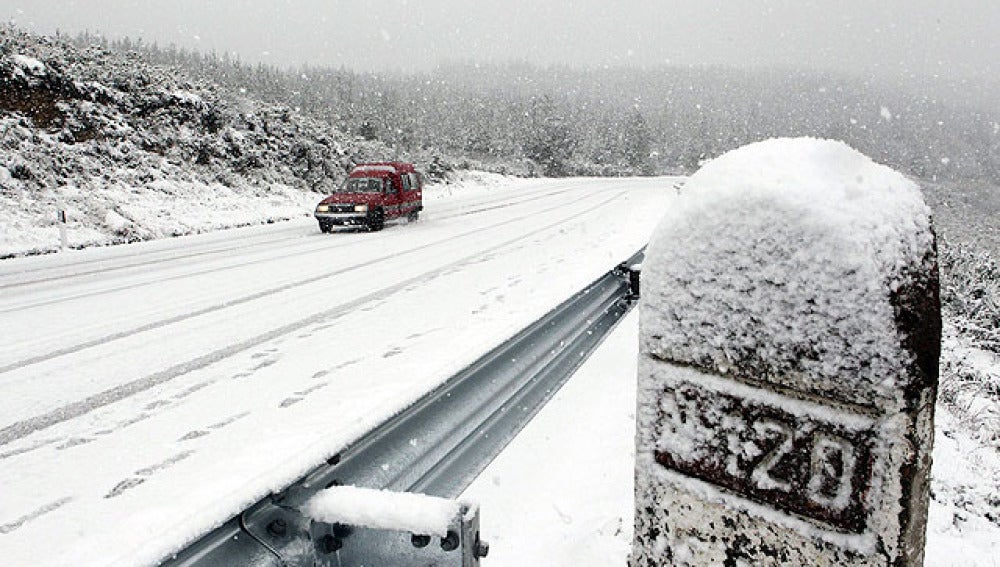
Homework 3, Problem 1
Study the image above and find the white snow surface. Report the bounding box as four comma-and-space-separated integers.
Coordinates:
303, 486, 461, 537
641, 137, 935, 408
462, 311, 640, 566
464, 314, 1000, 566
0, 175, 675, 566
925, 406, 1000, 565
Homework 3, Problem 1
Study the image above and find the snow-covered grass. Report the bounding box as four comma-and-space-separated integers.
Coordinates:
941, 329, 1000, 449
865, 190, 1000, 564
940, 240, 1000, 353
938, 240, 1000, 451
926, 406, 1000, 565
0, 175, 317, 258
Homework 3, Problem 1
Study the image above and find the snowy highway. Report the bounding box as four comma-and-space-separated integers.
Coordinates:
0, 177, 675, 565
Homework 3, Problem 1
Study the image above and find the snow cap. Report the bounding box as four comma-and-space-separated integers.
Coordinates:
641, 137, 938, 409
302, 486, 463, 537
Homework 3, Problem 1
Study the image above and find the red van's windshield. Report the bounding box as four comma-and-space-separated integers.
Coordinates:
340, 177, 386, 193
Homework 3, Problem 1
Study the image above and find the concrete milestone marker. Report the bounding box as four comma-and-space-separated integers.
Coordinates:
633, 138, 940, 566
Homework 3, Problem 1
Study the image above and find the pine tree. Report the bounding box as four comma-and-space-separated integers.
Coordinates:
522, 95, 576, 176
622, 109, 652, 174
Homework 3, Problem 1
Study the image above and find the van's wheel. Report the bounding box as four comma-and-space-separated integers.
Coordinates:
407, 210, 420, 222
319, 221, 332, 233
368, 209, 385, 232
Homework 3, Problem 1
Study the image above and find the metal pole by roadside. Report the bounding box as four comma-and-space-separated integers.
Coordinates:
58, 206, 68, 251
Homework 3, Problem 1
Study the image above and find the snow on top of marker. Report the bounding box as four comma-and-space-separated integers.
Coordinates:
303, 486, 462, 537
640, 137, 935, 407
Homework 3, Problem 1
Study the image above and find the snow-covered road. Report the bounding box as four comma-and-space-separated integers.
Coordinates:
0, 177, 676, 565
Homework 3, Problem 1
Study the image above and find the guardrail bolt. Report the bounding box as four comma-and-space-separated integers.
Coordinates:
475, 538, 490, 558
266, 518, 287, 538
440, 530, 460, 552
411, 534, 431, 548
332, 523, 353, 539
318, 534, 342, 554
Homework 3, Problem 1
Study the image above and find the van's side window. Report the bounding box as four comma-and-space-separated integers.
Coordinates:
409, 173, 420, 190
401, 174, 411, 191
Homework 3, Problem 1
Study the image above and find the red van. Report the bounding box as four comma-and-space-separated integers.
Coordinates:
314, 162, 423, 232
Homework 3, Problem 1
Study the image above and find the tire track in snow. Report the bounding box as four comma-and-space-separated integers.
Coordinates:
0, 180, 581, 286
0, 185, 585, 315
0, 234, 359, 314
0, 192, 625, 446
0, 188, 606, 376
0, 226, 310, 288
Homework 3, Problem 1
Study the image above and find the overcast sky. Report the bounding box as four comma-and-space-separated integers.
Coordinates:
3, 0, 998, 83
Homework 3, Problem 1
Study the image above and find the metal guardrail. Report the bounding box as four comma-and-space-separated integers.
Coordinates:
162, 250, 643, 567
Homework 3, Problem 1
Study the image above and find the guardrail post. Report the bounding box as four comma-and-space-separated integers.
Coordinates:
633, 138, 940, 565
302, 487, 487, 566
57, 207, 68, 250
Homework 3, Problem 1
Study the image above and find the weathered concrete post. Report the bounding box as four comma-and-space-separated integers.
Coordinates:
633, 138, 940, 566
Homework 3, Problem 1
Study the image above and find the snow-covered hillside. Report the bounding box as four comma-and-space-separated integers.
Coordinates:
1, 26, 390, 258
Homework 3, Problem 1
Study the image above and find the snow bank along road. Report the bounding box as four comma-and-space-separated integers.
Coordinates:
0, 177, 676, 566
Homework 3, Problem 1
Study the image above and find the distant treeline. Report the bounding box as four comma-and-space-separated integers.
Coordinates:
70, 32, 1000, 182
